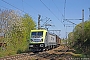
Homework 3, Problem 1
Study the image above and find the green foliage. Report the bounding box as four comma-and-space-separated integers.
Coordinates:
21, 14, 36, 40
68, 20, 90, 56
68, 32, 74, 46
0, 10, 36, 57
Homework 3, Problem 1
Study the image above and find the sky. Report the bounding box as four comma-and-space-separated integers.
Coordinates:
0, 0, 90, 38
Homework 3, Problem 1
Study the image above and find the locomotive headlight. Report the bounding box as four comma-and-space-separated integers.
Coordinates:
30, 45, 33, 47
40, 44, 44, 47
31, 39, 33, 42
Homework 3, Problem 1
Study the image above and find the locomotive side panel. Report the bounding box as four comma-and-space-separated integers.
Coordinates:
47, 33, 56, 46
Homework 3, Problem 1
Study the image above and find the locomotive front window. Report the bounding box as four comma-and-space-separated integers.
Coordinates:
31, 31, 43, 38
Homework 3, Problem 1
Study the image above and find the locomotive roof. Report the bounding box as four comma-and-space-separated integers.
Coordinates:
31, 29, 47, 32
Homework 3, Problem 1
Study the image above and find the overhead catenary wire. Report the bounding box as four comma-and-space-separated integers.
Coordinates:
64, 0, 66, 19
22, 0, 40, 14
63, 0, 77, 25
1, 0, 27, 14
40, 0, 61, 22
63, 0, 66, 27
22, 0, 24, 12
52, 0, 64, 17
63, 0, 76, 26
51, 0, 65, 27
63, 0, 66, 26
0, 5, 9, 9
40, 0, 67, 36
1, 0, 37, 21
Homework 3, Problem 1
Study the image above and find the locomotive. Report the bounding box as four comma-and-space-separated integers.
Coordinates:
29, 29, 61, 52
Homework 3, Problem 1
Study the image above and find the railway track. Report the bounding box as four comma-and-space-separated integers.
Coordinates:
0, 45, 77, 60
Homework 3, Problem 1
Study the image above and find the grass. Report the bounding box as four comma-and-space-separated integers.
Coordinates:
0, 49, 16, 57
0, 44, 29, 58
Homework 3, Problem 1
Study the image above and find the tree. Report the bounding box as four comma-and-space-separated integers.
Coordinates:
0, 9, 36, 57
19, 14, 36, 52
68, 20, 90, 55
68, 32, 74, 46
21, 14, 36, 40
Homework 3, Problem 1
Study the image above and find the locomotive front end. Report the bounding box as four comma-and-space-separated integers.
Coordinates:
29, 30, 46, 52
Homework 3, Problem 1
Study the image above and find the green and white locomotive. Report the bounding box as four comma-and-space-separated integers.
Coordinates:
29, 29, 60, 52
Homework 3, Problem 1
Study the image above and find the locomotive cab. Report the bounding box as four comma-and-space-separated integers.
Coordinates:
29, 29, 61, 52
29, 30, 47, 52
